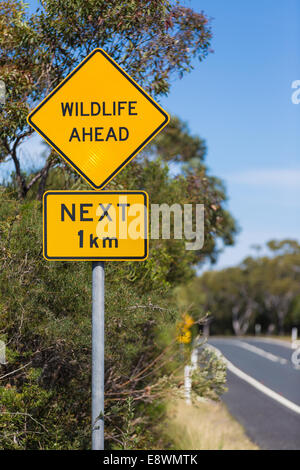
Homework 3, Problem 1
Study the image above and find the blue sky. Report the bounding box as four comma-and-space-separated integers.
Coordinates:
160, 0, 300, 268
3, 1, 300, 269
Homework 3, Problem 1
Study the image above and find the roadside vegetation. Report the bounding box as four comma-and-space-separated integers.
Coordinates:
0, 0, 239, 449
164, 398, 258, 450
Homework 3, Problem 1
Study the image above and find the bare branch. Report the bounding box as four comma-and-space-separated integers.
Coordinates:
27, 157, 53, 194
0, 361, 32, 380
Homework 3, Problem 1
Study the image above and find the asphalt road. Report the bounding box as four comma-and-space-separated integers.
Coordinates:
208, 337, 300, 450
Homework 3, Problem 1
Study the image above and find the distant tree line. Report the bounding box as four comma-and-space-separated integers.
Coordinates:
179, 240, 300, 336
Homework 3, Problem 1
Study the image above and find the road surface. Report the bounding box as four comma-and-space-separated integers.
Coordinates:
207, 337, 300, 450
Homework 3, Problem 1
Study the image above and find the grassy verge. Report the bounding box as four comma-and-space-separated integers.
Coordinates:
164, 398, 259, 450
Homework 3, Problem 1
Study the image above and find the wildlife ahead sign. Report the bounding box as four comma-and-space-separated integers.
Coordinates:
27, 49, 169, 189
43, 191, 148, 260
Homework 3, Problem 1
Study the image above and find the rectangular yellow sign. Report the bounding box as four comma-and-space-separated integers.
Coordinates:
43, 191, 148, 260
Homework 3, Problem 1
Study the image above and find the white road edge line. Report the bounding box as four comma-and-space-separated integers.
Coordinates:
206, 344, 300, 416
234, 340, 288, 364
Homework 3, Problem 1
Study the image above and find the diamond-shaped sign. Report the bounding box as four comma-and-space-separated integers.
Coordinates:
27, 49, 169, 189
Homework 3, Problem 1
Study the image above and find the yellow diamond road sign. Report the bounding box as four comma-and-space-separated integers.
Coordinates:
27, 49, 169, 189
43, 191, 148, 261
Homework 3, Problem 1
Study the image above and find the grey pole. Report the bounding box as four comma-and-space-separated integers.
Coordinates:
92, 261, 105, 450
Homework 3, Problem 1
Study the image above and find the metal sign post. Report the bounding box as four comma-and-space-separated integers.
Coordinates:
92, 261, 105, 450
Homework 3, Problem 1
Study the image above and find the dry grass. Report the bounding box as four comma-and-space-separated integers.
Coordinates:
164, 398, 259, 450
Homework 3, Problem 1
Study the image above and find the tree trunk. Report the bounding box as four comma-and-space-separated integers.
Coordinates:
36, 159, 52, 200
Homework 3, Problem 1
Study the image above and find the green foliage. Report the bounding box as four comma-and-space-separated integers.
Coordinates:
0, 368, 87, 450
192, 348, 227, 400
150, 116, 207, 164
34, 0, 212, 96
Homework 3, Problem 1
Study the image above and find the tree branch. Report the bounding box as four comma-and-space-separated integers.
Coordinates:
36, 158, 53, 200
26, 157, 53, 197
10, 143, 28, 199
